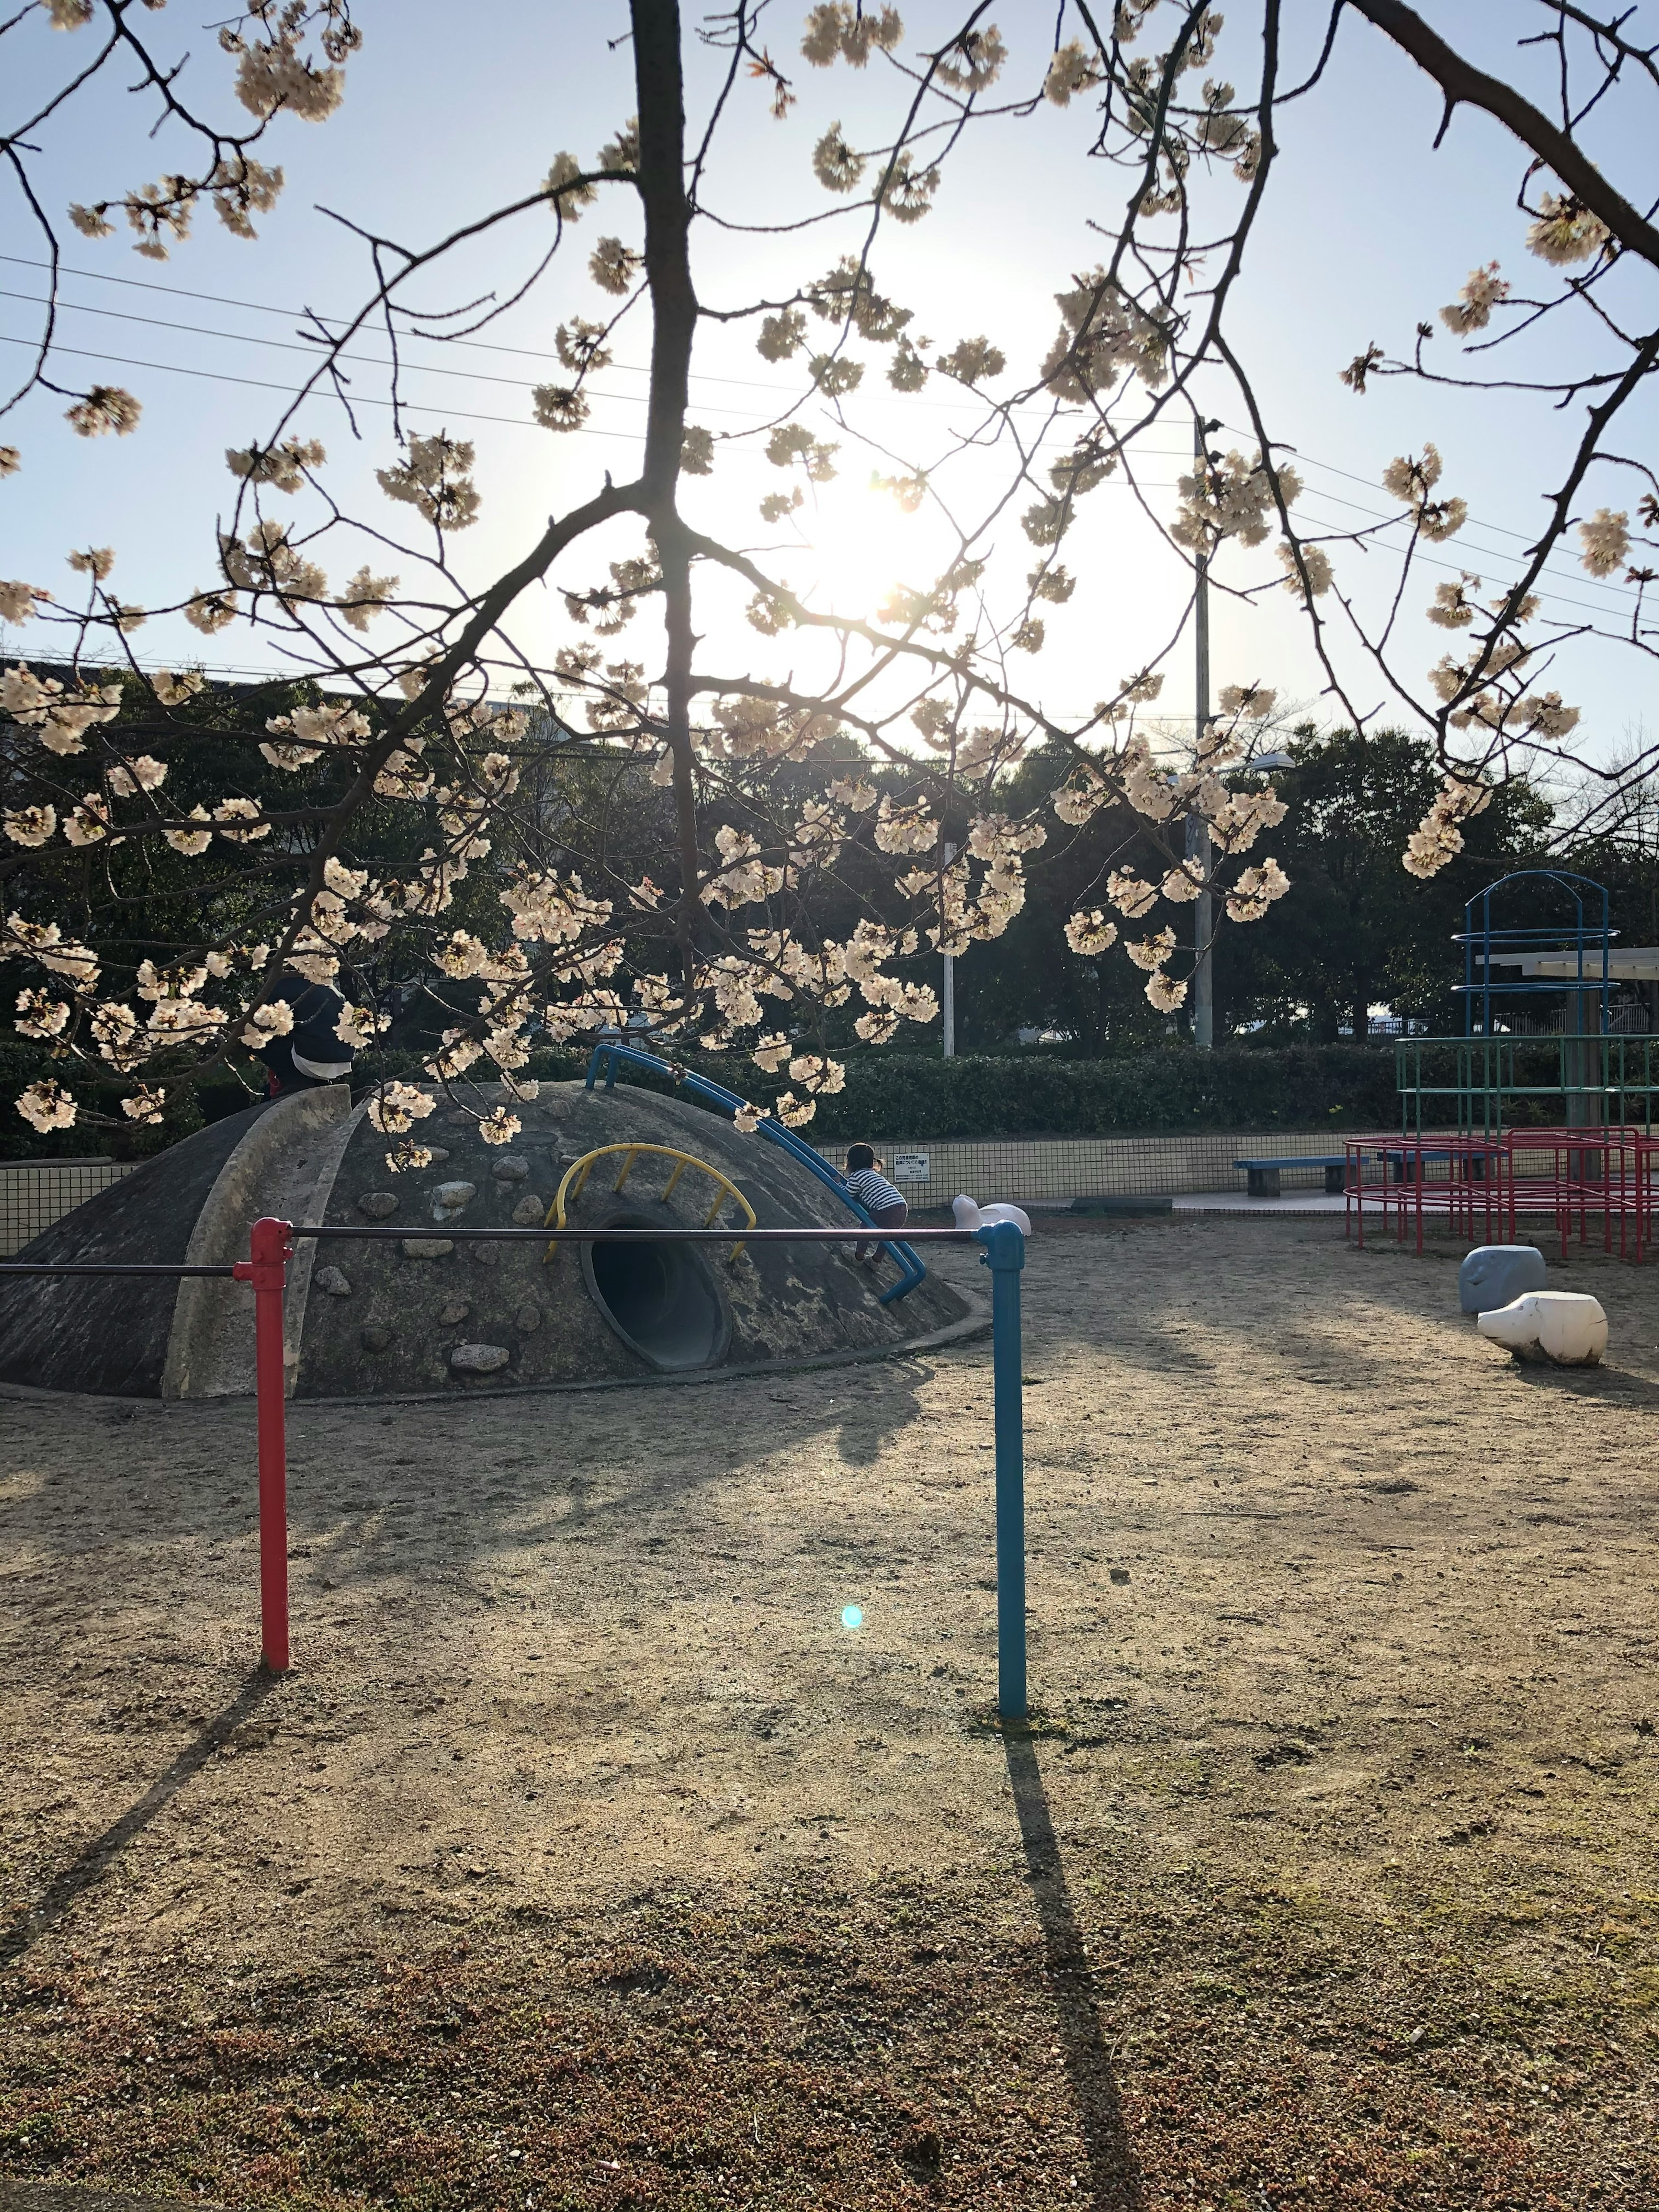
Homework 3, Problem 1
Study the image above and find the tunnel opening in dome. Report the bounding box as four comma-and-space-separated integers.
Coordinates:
582, 1210, 731, 1373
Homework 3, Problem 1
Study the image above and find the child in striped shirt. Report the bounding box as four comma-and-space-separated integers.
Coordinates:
842, 1143, 908, 1263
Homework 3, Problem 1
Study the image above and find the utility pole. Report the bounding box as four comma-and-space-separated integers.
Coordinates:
1188, 416, 1215, 1051
941, 840, 957, 1056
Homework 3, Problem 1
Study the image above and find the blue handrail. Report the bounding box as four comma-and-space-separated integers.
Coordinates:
581, 1036, 927, 1304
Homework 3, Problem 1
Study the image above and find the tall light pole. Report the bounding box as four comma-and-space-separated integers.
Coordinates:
941, 839, 957, 1056
1188, 417, 1217, 1051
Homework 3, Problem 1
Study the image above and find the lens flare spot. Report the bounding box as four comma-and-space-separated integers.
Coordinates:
840, 1604, 864, 1632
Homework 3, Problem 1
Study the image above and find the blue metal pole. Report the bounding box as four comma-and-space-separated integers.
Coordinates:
977, 1220, 1027, 1721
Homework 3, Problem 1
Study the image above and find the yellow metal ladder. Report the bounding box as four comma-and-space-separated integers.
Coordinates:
544, 1143, 756, 1262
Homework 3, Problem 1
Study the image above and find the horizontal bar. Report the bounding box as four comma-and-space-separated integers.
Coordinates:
0, 1156, 119, 1169
297, 1225, 982, 1244
0, 1229, 998, 1277
0, 1263, 238, 1277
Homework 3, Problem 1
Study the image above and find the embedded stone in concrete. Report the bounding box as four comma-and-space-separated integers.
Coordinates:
424, 1147, 451, 1164
403, 1237, 453, 1259
492, 1157, 531, 1181
1459, 1243, 1547, 1315
439, 1298, 471, 1326
511, 1193, 545, 1226
357, 1191, 399, 1219
514, 1302, 542, 1333
470, 1242, 502, 1266
451, 1342, 509, 1374
432, 1180, 477, 1218
315, 1265, 352, 1298
360, 1325, 391, 1352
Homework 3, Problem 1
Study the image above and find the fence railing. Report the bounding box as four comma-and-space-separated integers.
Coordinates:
0, 1156, 137, 1255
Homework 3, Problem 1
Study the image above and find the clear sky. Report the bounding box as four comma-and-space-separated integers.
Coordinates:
1, 1, 1652, 779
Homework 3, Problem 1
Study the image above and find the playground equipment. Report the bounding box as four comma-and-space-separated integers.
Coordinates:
1345, 1133, 1510, 1252
0, 1078, 971, 1398
1477, 1289, 1607, 1366
585, 1035, 928, 1303
0, 1211, 1034, 1717
1346, 1125, 1659, 1261
1339, 872, 1659, 1261
1397, 870, 1659, 1139
1458, 1244, 1547, 1314
548, 1143, 756, 1256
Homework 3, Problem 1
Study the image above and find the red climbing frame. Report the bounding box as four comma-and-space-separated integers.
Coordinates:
1345, 1135, 1509, 1254
1503, 1127, 1649, 1261
1348, 1127, 1659, 1261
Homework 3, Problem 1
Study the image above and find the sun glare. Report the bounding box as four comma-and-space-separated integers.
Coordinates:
795, 485, 930, 622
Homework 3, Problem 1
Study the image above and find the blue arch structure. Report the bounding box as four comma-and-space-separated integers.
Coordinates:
1455, 868, 1611, 1038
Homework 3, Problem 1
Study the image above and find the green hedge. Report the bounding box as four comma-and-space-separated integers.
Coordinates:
6, 1037, 1599, 1156
748, 1046, 1405, 1138
507, 1041, 1406, 1137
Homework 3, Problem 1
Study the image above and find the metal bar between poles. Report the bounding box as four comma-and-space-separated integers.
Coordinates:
291, 1225, 981, 1243
6, 1220, 1027, 1712
0, 1263, 238, 1276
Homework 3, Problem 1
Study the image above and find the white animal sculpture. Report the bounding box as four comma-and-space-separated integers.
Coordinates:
952, 1194, 1033, 1236
1477, 1290, 1607, 1367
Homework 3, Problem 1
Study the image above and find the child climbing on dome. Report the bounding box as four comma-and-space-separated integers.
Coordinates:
841, 1143, 908, 1264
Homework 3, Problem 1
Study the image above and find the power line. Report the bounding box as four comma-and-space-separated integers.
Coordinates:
1220, 416, 1558, 560
5, 257, 1640, 612
3, 284, 1643, 639
3, 333, 1634, 629
0, 331, 646, 443
0, 252, 1081, 419
0, 332, 1195, 502
1290, 487, 1643, 627
0, 327, 1629, 636
0, 287, 798, 426
7, 255, 1634, 532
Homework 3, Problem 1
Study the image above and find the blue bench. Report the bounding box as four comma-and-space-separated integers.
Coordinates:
1376, 1147, 1489, 1183
1234, 1154, 1348, 1197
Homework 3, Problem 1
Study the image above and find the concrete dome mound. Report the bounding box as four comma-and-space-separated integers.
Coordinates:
0, 1080, 975, 1400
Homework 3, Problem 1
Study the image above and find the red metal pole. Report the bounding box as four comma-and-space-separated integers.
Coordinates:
1415, 1138, 1424, 1255
233, 1216, 293, 1674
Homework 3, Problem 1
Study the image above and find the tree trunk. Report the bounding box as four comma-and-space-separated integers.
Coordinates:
631, 0, 703, 977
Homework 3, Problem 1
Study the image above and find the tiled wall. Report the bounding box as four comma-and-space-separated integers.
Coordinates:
812, 1131, 1398, 1207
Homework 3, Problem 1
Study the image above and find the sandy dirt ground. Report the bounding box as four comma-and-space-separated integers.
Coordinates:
1, 1214, 1657, 2211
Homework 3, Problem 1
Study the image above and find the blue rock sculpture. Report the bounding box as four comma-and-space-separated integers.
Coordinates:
1459, 1243, 1547, 1316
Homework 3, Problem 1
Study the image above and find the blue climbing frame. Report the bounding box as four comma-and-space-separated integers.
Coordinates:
583, 1035, 928, 1304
